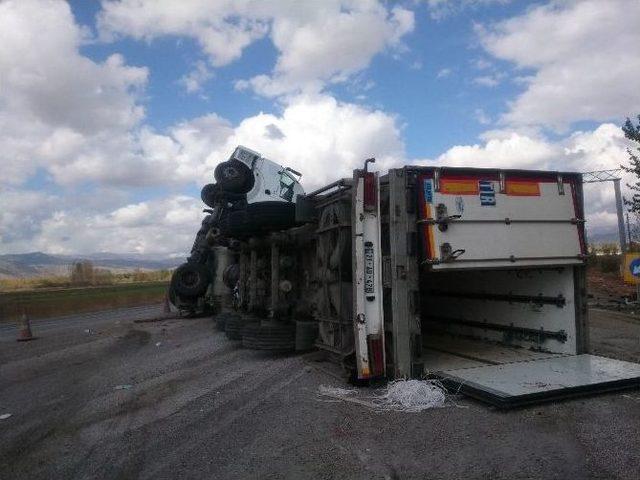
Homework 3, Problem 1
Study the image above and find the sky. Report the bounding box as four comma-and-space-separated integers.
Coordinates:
1, 0, 639, 256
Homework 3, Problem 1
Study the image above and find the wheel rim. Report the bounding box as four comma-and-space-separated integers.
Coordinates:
223, 166, 239, 179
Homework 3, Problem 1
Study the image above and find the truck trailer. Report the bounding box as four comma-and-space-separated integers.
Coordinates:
173, 146, 640, 408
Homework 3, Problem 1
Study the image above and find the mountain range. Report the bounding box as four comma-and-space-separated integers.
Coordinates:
0, 252, 184, 279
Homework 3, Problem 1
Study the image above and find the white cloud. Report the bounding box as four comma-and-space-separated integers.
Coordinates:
98, 1, 414, 97
419, 123, 633, 235
473, 58, 492, 70
127, 93, 406, 191
429, 130, 557, 170
0, 0, 148, 186
478, 0, 640, 130
2, 90, 405, 252
1, 87, 405, 253
0, 0, 408, 254
170, 93, 406, 190
436, 68, 451, 79
474, 108, 491, 125
472, 73, 504, 87
179, 60, 214, 94
243, 4, 414, 96
426, 0, 510, 20
27, 196, 204, 256
98, 1, 268, 67
0, 190, 54, 248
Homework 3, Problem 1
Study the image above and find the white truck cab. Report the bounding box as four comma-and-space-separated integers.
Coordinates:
226, 146, 305, 205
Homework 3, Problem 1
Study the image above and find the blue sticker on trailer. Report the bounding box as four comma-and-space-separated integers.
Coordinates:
423, 179, 433, 203
630, 258, 640, 277
479, 180, 496, 206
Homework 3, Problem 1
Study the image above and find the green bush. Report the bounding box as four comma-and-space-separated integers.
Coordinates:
587, 253, 621, 273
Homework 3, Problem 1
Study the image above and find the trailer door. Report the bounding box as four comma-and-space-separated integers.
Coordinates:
418, 171, 586, 270
437, 354, 640, 408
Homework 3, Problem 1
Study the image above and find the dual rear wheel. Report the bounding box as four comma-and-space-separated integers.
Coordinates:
214, 316, 318, 352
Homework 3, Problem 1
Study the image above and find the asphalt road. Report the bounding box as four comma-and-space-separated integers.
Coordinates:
1, 306, 639, 479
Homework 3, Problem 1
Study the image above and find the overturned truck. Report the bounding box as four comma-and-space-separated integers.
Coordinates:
173, 146, 640, 407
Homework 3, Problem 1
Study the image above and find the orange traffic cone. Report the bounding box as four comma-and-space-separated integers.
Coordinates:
16, 312, 35, 342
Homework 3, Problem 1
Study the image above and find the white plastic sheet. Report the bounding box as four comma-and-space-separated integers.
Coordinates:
318, 379, 447, 412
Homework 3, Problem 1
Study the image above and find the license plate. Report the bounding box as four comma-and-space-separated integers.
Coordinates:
364, 242, 375, 294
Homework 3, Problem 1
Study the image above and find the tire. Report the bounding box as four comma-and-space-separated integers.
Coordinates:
214, 160, 254, 193
171, 262, 211, 298
225, 314, 244, 340
242, 323, 296, 351
201, 183, 219, 208
223, 202, 296, 237
189, 215, 216, 259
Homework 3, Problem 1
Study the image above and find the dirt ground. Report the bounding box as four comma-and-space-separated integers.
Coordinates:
1, 305, 639, 480
587, 267, 639, 312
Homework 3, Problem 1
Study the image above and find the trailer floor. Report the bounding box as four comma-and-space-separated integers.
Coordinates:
421, 333, 566, 372
1, 306, 639, 479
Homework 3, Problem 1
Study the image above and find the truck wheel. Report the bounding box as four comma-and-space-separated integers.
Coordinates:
224, 202, 296, 237
171, 262, 211, 298
225, 314, 244, 340
214, 160, 253, 193
241, 323, 296, 351
201, 183, 219, 208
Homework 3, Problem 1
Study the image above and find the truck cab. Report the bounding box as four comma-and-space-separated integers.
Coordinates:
169, 146, 305, 315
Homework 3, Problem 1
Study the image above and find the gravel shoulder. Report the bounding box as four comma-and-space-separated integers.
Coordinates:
1, 305, 639, 480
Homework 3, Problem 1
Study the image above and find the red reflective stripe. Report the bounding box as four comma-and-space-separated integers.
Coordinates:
363, 172, 377, 211
418, 170, 577, 184
505, 180, 540, 196
439, 178, 479, 195
570, 179, 587, 255
367, 334, 385, 377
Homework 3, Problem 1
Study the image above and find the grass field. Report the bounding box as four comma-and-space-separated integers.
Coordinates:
0, 281, 169, 323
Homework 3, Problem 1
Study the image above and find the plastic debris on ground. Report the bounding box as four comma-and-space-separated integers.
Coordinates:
114, 384, 133, 390
0, 413, 12, 420
379, 379, 446, 412
318, 379, 447, 412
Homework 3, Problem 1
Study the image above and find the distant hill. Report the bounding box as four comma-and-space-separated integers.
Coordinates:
0, 252, 183, 279
586, 230, 621, 246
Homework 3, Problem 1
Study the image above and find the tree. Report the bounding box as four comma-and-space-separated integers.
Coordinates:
621, 115, 640, 213
70, 260, 95, 286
